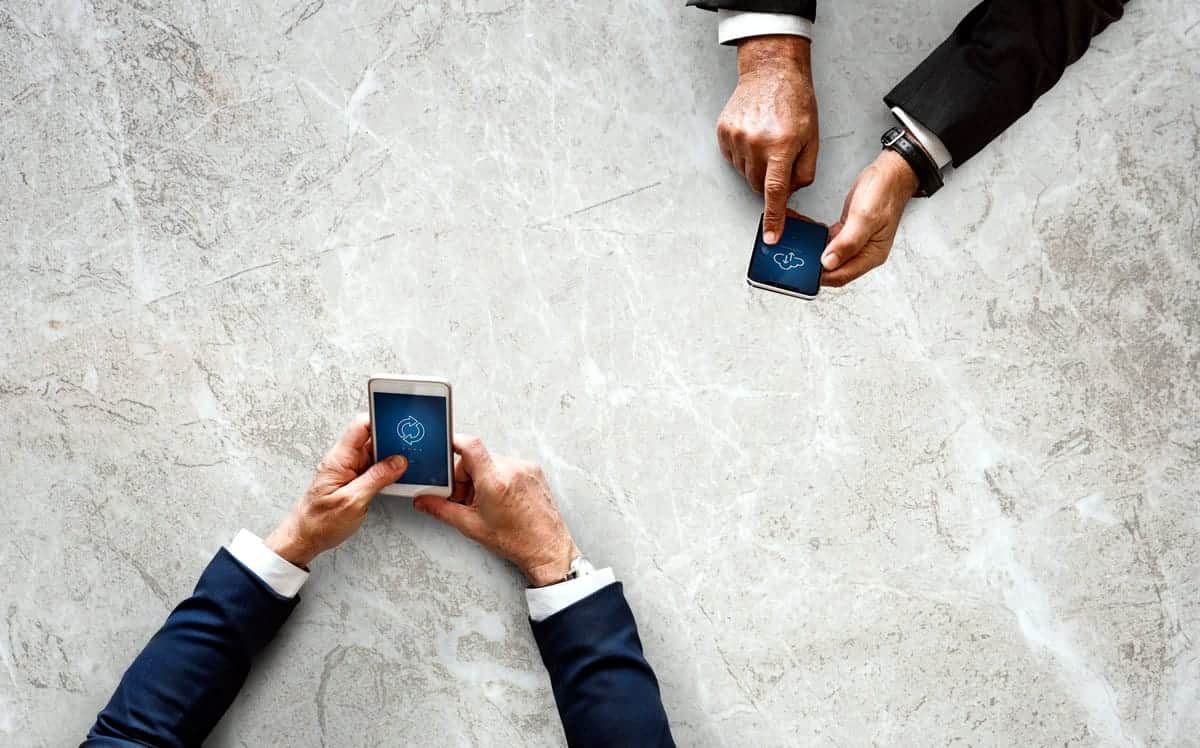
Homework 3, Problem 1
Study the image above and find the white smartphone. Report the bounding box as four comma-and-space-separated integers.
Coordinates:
746, 214, 828, 300
367, 375, 454, 498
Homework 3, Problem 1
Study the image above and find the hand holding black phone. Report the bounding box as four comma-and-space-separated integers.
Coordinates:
746, 214, 829, 300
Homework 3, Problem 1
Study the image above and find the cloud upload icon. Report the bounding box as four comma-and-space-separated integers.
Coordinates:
396, 415, 426, 445
773, 250, 806, 271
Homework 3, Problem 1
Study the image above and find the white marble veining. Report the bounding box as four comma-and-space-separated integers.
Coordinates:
1, 1, 1198, 745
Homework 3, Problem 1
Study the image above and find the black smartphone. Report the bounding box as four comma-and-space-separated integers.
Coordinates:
746, 214, 829, 300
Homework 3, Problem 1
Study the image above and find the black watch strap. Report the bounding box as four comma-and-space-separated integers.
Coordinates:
881, 126, 943, 198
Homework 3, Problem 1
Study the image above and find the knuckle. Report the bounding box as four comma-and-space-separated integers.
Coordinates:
493, 468, 515, 491
328, 489, 356, 510
718, 119, 742, 139
762, 127, 796, 148
851, 206, 880, 224
746, 130, 773, 148
461, 435, 484, 453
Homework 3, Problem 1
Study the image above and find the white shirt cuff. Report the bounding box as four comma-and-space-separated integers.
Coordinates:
227, 528, 310, 599
891, 106, 953, 171
525, 567, 617, 622
717, 10, 814, 45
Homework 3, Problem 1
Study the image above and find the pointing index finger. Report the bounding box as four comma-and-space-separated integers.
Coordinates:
761, 156, 792, 245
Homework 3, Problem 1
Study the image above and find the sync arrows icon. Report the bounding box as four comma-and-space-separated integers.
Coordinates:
396, 415, 426, 445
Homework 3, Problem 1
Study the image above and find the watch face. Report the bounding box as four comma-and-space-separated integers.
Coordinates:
569, 557, 595, 576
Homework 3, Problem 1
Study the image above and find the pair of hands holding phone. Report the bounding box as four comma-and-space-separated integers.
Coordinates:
719, 36, 920, 287
265, 414, 577, 588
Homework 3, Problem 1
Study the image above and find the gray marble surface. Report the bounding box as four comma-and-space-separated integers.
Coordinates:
2, 1, 1198, 745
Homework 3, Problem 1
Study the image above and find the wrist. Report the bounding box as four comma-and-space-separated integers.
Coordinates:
877, 150, 920, 200
521, 539, 581, 588
735, 35, 811, 78
264, 517, 317, 568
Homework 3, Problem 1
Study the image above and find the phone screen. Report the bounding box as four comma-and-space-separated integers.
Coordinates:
747, 215, 828, 298
371, 392, 450, 486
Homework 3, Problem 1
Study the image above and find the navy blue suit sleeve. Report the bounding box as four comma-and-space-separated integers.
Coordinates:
83, 548, 299, 747
531, 583, 674, 747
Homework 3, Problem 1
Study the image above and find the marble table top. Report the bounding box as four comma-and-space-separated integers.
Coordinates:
1, 1, 1197, 745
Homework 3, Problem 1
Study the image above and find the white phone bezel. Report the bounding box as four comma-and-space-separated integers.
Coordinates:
746, 277, 819, 300
367, 375, 453, 498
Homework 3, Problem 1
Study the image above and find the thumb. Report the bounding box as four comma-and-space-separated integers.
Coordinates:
345, 454, 407, 503
413, 495, 488, 541
821, 215, 871, 271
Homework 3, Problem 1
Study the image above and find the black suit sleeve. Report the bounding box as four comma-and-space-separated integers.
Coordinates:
532, 583, 674, 747
885, 0, 1127, 166
83, 548, 298, 747
687, 0, 816, 23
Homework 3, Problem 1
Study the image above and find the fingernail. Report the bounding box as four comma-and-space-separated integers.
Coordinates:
821, 252, 838, 270
391, 455, 408, 470
763, 230, 778, 244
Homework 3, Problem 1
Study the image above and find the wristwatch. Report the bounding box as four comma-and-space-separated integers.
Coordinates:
560, 556, 595, 584
881, 126, 943, 197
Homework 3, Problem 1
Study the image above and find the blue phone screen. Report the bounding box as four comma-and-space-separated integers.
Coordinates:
372, 392, 450, 486
747, 215, 828, 297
